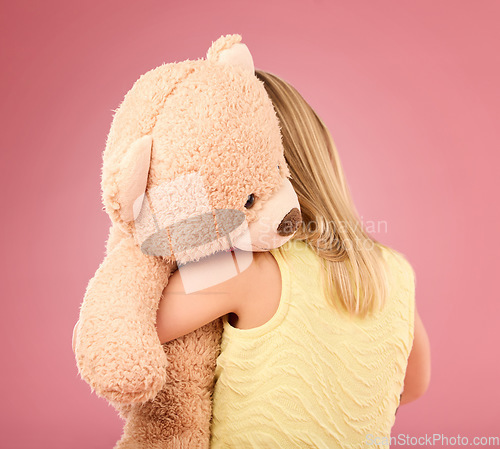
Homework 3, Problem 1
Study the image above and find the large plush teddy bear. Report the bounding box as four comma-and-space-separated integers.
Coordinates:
73, 34, 301, 448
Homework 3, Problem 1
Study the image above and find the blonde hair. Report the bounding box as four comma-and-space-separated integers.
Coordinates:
256, 70, 391, 317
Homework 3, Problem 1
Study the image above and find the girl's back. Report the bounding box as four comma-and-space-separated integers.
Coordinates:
210, 238, 415, 448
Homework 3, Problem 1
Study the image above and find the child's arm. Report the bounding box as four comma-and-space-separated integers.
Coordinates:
400, 308, 431, 405
156, 252, 258, 344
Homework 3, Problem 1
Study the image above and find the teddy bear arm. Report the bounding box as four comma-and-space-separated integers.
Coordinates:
75, 237, 174, 404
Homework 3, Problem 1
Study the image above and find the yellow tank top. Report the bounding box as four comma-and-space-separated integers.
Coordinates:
210, 239, 415, 448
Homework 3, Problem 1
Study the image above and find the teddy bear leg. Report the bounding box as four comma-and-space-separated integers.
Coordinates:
114, 318, 223, 449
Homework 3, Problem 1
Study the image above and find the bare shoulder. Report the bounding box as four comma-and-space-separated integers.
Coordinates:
170, 249, 266, 301
246, 251, 280, 282
232, 250, 282, 329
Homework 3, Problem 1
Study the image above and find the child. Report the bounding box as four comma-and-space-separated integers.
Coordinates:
155, 70, 431, 448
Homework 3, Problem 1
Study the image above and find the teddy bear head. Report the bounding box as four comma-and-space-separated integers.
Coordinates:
101, 34, 301, 265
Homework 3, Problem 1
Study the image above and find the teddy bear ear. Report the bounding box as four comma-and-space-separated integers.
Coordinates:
206, 34, 254, 75
115, 135, 152, 223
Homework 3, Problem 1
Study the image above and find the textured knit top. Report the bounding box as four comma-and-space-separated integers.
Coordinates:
209, 239, 416, 449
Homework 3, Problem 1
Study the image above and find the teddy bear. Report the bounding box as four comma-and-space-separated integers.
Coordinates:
73, 34, 302, 448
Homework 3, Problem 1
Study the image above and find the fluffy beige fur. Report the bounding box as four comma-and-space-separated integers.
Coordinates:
74, 34, 301, 448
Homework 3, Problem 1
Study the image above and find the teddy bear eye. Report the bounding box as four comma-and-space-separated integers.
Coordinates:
244, 194, 255, 209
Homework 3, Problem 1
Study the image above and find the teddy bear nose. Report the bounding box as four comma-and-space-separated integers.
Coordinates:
277, 207, 302, 236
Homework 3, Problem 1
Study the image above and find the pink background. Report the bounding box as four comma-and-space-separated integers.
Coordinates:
1, 0, 499, 447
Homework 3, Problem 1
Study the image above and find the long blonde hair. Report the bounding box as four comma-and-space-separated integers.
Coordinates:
256, 70, 391, 317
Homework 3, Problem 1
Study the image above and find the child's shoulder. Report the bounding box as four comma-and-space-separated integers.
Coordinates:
376, 243, 416, 287
271, 238, 317, 261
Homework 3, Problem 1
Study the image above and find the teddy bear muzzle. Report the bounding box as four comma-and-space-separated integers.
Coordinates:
277, 207, 302, 236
